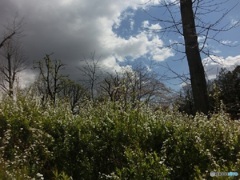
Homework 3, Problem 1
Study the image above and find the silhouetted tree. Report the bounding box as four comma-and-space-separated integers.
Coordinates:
0, 19, 25, 97
34, 54, 67, 106
78, 52, 101, 101
59, 78, 89, 113
100, 66, 172, 108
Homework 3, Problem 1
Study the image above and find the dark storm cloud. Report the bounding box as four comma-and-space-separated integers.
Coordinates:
0, 0, 173, 86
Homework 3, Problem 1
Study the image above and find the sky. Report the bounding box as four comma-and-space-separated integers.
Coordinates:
0, 0, 240, 90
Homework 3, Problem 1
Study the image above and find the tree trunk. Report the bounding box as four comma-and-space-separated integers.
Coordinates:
180, 0, 209, 114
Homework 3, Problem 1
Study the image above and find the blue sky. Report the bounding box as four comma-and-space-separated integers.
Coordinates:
0, 0, 240, 90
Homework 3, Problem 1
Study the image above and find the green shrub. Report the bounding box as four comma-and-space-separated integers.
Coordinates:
113, 146, 169, 180
0, 95, 240, 179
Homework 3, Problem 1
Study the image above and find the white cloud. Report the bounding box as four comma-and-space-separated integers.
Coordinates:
212, 49, 221, 54
149, 23, 162, 31
101, 56, 122, 72
142, 20, 150, 28
100, 20, 173, 63
18, 70, 37, 89
231, 19, 239, 26
130, 19, 135, 30
101, 56, 132, 74
152, 47, 174, 61
142, 20, 161, 31
198, 36, 206, 42
203, 55, 240, 79
220, 40, 238, 45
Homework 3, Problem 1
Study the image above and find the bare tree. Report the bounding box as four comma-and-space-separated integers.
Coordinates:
146, 0, 240, 114
100, 66, 172, 108
59, 78, 89, 113
127, 66, 172, 107
0, 17, 23, 49
0, 19, 25, 97
78, 52, 102, 101
34, 54, 67, 106
100, 71, 122, 102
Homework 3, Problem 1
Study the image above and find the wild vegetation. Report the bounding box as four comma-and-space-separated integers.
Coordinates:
1, 1, 240, 179
0, 91, 240, 179
0, 25, 239, 180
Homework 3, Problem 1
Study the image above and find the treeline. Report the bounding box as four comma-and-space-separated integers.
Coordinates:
1, 50, 174, 113
1, 51, 240, 119
22, 54, 240, 120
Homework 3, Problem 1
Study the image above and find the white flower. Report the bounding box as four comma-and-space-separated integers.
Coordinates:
36, 173, 43, 177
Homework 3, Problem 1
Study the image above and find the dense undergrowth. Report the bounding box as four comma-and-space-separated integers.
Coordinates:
0, 94, 240, 179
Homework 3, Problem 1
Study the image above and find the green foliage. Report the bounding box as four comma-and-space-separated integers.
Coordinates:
52, 169, 72, 180
114, 146, 169, 179
0, 93, 240, 179
213, 66, 240, 119
178, 66, 240, 119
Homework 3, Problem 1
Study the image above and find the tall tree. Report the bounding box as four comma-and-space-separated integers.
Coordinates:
180, 0, 209, 114
147, 0, 239, 114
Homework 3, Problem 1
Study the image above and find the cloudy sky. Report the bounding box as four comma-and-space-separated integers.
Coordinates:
0, 0, 240, 90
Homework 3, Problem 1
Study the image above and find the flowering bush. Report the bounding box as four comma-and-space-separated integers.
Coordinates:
0, 94, 240, 179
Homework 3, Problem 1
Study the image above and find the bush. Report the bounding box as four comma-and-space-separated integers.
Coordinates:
0, 95, 240, 179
